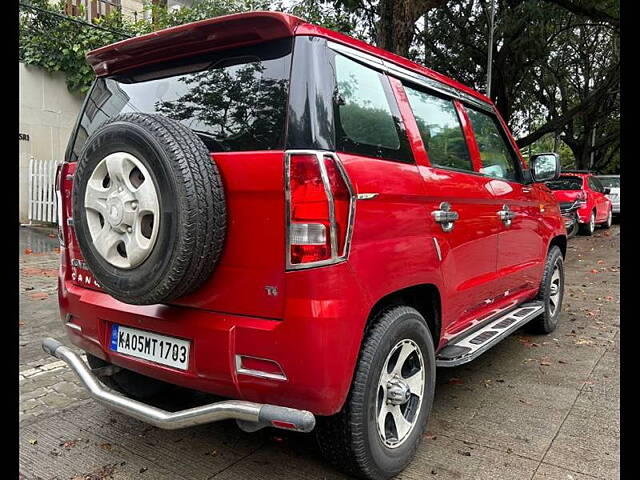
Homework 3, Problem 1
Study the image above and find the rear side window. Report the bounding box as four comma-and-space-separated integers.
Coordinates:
69, 38, 292, 159
333, 54, 412, 163
404, 85, 474, 172
465, 107, 521, 182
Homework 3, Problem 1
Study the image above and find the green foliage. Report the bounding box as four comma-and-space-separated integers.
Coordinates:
18, 0, 358, 95
20, 1, 133, 94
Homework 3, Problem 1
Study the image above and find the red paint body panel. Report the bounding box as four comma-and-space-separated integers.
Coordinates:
59, 13, 567, 416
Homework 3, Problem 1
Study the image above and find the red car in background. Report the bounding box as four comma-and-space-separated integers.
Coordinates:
545, 171, 613, 235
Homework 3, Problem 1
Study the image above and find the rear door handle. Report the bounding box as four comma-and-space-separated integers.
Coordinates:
497, 204, 517, 227
432, 202, 459, 232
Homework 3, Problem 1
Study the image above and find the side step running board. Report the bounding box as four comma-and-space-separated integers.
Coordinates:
436, 302, 544, 367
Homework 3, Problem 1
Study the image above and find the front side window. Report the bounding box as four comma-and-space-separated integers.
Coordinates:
333, 53, 412, 163
465, 107, 521, 182
404, 85, 474, 172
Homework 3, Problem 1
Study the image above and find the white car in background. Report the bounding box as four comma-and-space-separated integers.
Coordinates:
596, 175, 620, 215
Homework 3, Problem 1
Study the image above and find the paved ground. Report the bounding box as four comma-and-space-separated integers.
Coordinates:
19, 224, 620, 480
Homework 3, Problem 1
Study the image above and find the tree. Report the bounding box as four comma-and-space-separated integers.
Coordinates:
334, 0, 448, 56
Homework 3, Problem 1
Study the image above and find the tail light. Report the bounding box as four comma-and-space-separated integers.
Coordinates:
285, 151, 355, 269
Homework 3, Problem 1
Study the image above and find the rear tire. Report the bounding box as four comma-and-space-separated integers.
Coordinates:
87, 354, 173, 399
315, 306, 436, 480
579, 210, 596, 236
566, 217, 578, 239
527, 246, 564, 334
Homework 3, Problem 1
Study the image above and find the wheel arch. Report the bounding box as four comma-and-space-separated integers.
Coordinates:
549, 234, 567, 259
365, 284, 441, 349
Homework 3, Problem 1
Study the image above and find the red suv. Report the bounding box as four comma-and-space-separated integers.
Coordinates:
545, 171, 613, 235
45, 12, 567, 480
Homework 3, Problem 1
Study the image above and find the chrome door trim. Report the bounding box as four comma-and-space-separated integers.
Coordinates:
327, 41, 494, 113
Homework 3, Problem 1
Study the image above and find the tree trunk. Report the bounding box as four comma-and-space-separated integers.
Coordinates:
375, 0, 448, 57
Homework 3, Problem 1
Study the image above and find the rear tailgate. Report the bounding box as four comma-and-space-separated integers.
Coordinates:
59, 151, 287, 319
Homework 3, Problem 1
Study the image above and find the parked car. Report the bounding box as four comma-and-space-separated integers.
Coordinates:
44, 12, 567, 480
545, 172, 613, 236
595, 174, 620, 216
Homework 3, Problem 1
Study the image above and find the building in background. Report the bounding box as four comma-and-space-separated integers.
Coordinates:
19, 0, 195, 224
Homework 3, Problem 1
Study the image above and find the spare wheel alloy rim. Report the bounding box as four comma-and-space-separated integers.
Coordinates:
84, 152, 160, 269
375, 339, 425, 448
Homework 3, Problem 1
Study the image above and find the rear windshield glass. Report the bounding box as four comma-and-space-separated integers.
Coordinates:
546, 176, 583, 190
597, 177, 620, 188
69, 38, 292, 159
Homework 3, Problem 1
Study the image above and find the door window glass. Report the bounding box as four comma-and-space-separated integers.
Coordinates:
404, 85, 474, 172
465, 107, 521, 182
333, 54, 412, 163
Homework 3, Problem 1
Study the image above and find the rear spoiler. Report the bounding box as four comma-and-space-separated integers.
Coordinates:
86, 11, 304, 77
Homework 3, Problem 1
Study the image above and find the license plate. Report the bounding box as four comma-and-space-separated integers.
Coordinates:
110, 325, 190, 370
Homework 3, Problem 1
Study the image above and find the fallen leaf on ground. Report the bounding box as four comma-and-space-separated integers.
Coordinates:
30, 292, 48, 300
28, 439, 37, 445
24, 249, 33, 255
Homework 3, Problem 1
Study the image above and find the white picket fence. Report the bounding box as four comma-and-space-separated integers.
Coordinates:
28, 157, 61, 225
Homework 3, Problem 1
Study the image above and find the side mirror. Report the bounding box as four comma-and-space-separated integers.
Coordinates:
530, 153, 560, 183
603, 187, 611, 195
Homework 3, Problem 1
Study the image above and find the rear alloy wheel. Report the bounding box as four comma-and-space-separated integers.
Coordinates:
316, 306, 435, 480
579, 211, 596, 236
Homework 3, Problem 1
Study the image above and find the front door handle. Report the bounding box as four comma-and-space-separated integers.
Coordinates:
497, 204, 517, 227
432, 202, 459, 232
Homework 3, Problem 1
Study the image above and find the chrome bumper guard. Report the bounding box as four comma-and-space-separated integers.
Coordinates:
41, 338, 315, 433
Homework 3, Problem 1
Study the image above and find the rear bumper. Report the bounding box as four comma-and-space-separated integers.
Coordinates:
57, 262, 369, 416
42, 337, 315, 432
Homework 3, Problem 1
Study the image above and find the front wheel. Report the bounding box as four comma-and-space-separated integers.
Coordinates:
316, 306, 436, 480
527, 246, 564, 334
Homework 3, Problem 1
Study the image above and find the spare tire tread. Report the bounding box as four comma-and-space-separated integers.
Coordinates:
72, 112, 226, 305
145, 114, 226, 299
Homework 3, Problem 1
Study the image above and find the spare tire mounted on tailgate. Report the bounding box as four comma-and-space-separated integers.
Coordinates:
72, 113, 226, 305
